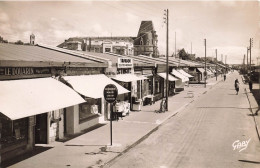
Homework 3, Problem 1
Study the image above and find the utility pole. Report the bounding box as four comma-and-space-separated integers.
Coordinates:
175, 31, 176, 58
247, 47, 249, 73
204, 39, 206, 88
164, 9, 169, 111
191, 42, 192, 56
243, 54, 246, 71
225, 55, 227, 74
215, 49, 217, 81
221, 54, 223, 63
250, 38, 253, 78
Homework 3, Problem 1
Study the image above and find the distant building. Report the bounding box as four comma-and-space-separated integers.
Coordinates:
133, 21, 159, 58
57, 21, 159, 57
58, 37, 134, 55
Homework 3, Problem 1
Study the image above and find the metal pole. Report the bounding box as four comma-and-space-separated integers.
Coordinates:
166, 9, 169, 111
216, 49, 217, 81
247, 47, 249, 72
225, 55, 227, 74
110, 103, 112, 146
243, 54, 246, 70
175, 31, 176, 58
191, 42, 192, 56
250, 38, 252, 78
0, 122, 2, 167
204, 39, 206, 88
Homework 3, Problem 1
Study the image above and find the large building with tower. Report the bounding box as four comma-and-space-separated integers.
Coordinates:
57, 20, 159, 58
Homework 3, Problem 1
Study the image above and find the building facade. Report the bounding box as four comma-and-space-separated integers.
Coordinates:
58, 37, 134, 56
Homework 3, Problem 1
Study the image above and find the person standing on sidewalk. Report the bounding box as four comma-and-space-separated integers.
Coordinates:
224, 74, 226, 81
249, 79, 253, 93
235, 79, 239, 95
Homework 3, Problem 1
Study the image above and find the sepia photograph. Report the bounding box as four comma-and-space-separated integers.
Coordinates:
0, 0, 260, 167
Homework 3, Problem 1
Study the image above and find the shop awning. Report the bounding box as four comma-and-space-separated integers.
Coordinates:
178, 69, 194, 78
138, 75, 148, 80
207, 70, 213, 75
111, 74, 144, 82
171, 70, 189, 82
0, 78, 85, 120
157, 73, 179, 81
63, 74, 130, 99
197, 68, 205, 73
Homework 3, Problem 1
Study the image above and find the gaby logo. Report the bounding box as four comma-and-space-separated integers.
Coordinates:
232, 138, 251, 152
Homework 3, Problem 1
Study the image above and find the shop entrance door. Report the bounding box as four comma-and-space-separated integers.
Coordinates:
35, 113, 47, 144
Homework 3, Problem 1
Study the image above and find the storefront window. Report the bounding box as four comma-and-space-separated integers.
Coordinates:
0, 114, 28, 148
79, 98, 101, 123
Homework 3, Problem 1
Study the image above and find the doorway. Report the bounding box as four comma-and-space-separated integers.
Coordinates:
35, 113, 47, 144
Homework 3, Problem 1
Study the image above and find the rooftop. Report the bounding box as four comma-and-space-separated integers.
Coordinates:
0, 43, 107, 65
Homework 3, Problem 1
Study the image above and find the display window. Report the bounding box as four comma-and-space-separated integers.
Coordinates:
0, 114, 28, 148
79, 98, 101, 123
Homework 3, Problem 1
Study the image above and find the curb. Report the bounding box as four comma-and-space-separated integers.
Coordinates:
244, 88, 260, 141
101, 99, 195, 167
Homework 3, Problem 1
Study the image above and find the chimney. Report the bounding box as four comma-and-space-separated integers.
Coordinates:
89, 38, 92, 52
30, 33, 35, 45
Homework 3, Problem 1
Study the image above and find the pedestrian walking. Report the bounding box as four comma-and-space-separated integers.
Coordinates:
155, 98, 166, 113
224, 74, 226, 81
249, 79, 253, 93
235, 79, 239, 95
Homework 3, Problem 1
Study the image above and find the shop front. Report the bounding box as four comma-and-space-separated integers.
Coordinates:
154, 73, 178, 101
134, 68, 154, 106
171, 69, 189, 92
62, 74, 129, 134
111, 73, 143, 111
197, 68, 206, 82
0, 77, 85, 162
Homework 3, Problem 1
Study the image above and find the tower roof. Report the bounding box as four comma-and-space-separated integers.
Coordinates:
137, 21, 154, 36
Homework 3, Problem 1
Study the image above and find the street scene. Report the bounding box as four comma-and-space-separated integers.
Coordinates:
0, 1, 260, 168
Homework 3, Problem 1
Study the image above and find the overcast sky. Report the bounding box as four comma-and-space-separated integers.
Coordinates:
0, 0, 259, 64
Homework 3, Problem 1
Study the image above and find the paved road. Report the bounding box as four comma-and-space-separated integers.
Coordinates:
105, 72, 260, 168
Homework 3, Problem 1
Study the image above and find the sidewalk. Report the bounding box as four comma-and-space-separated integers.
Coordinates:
7, 77, 222, 168
244, 82, 260, 141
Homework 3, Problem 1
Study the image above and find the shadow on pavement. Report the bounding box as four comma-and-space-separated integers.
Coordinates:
197, 107, 250, 110
238, 160, 260, 164
251, 88, 260, 106
58, 123, 106, 143
247, 113, 259, 117
1, 146, 53, 167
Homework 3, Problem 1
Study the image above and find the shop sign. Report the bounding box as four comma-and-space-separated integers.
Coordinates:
104, 84, 118, 104
157, 64, 166, 73
142, 69, 152, 75
2, 67, 34, 76
0, 67, 51, 76
117, 58, 133, 68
